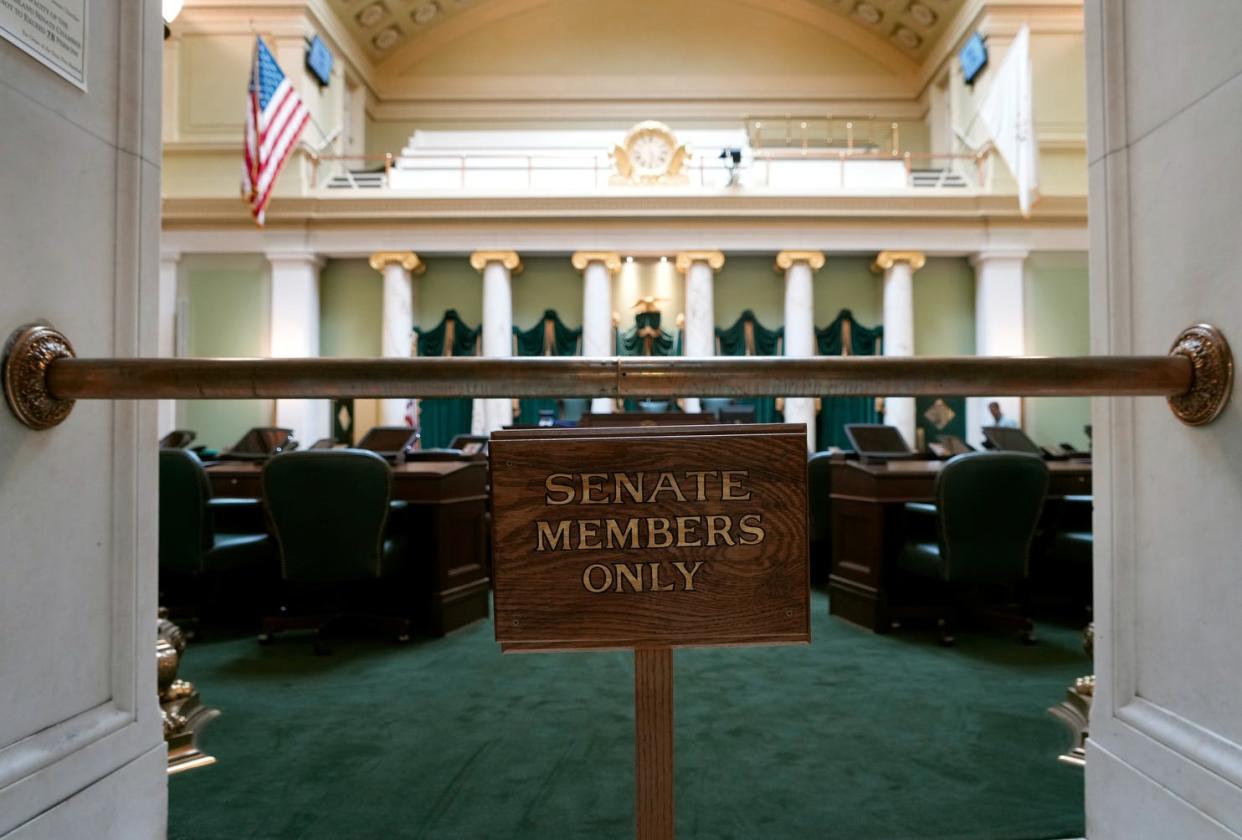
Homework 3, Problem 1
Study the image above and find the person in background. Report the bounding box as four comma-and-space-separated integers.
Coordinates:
988, 400, 1019, 428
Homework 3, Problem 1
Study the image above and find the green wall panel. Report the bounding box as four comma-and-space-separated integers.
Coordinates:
320, 259, 382, 358
514, 257, 582, 331
180, 255, 271, 451
814, 257, 882, 328
911, 257, 974, 448
1025, 255, 1091, 450
914, 257, 975, 356
714, 256, 784, 331
420, 257, 482, 330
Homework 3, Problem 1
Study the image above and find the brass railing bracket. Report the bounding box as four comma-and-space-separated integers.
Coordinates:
1168, 324, 1233, 426
3, 324, 76, 430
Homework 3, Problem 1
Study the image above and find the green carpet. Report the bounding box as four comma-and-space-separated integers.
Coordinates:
169, 593, 1087, 840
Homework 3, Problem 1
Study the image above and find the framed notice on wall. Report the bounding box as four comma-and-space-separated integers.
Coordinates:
0, 0, 87, 89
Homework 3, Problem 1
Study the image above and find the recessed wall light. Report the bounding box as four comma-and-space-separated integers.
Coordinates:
659, 256, 668, 263
626, 256, 634, 264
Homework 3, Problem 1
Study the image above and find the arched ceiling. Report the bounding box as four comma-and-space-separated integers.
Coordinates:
329, 0, 968, 67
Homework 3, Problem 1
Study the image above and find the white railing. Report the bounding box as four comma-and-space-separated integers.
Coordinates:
308, 149, 990, 193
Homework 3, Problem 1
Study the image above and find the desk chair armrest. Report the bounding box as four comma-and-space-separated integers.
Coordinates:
386, 499, 410, 530
208, 497, 265, 534
903, 501, 938, 543
1058, 495, 1094, 532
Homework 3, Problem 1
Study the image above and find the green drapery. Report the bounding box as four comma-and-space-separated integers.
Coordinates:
513, 309, 582, 425
618, 310, 678, 357
618, 310, 681, 410
715, 310, 784, 423
414, 310, 480, 449
816, 309, 884, 450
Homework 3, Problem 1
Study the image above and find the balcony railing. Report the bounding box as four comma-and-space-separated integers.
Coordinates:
307, 149, 990, 194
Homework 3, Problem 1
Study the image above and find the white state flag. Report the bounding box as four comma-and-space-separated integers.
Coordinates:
979, 24, 1040, 216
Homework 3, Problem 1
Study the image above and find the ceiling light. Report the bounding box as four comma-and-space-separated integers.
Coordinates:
625, 256, 634, 264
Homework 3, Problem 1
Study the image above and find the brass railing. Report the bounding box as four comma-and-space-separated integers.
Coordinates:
3, 324, 1232, 430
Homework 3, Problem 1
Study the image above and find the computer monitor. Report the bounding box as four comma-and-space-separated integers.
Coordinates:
981, 426, 1042, 455
718, 404, 756, 424
448, 434, 489, 456
843, 424, 913, 462
357, 426, 420, 457
937, 434, 974, 456
160, 429, 196, 449
223, 427, 296, 458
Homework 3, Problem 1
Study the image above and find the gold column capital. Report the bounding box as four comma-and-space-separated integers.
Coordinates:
470, 250, 523, 274
872, 251, 926, 273
674, 250, 725, 274
774, 250, 826, 272
570, 251, 623, 273
368, 251, 424, 274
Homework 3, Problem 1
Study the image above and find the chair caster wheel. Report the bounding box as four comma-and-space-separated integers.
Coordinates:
396, 633, 411, 644
257, 633, 273, 645
1020, 631, 1037, 645
939, 634, 957, 647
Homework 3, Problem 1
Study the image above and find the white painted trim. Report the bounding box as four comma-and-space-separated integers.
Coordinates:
161, 216, 1087, 260
0, 3, 165, 832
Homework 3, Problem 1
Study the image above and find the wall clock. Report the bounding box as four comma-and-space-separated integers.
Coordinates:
610, 121, 690, 185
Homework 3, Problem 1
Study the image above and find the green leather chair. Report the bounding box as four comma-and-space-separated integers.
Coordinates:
1043, 494, 1093, 616
159, 448, 271, 609
807, 451, 834, 585
898, 451, 1049, 645
260, 449, 411, 648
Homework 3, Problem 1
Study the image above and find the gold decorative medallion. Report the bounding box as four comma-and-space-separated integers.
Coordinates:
922, 398, 956, 430
1168, 324, 1233, 426
3, 324, 76, 430
611, 121, 690, 185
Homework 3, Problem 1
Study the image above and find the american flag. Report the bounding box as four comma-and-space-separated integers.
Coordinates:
242, 37, 310, 225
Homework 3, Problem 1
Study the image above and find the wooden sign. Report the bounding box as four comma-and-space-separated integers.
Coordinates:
489, 424, 810, 652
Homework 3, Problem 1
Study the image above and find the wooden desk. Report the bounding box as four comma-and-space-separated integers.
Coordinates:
578, 412, 716, 427
828, 459, 1092, 632
206, 460, 490, 636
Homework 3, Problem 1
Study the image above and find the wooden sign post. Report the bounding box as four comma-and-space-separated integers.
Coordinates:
490, 424, 810, 840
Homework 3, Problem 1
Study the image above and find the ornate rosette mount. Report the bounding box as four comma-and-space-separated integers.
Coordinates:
1168, 324, 1233, 426
3, 324, 76, 430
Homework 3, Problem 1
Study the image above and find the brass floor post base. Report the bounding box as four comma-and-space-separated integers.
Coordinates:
3, 324, 75, 430
1168, 324, 1233, 425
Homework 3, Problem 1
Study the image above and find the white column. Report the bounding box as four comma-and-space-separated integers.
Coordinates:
471, 250, 521, 433
157, 251, 180, 439
572, 251, 621, 413
370, 251, 423, 426
874, 251, 925, 448
267, 252, 329, 446
777, 251, 824, 452
968, 250, 1028, 447
675, 250, 725, 414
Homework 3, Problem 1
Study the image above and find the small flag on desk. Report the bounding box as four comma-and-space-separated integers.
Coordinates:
242, 37, 310, 226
